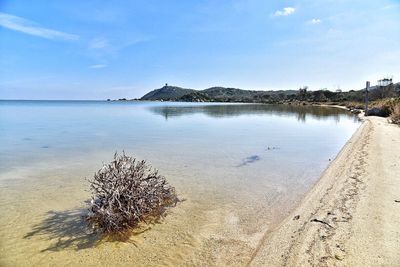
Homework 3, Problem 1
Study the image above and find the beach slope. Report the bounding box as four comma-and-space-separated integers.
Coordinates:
250, 116, 400, 266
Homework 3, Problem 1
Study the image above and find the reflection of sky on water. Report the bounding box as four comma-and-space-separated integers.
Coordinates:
148, 103, 358, 123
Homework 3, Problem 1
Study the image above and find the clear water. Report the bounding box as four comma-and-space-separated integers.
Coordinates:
0, 100, 360, 266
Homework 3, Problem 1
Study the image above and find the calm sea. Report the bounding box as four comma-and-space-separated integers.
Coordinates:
0, 100, 360, 265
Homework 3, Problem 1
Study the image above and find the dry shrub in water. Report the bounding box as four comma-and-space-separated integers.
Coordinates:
87, 152, 178, 233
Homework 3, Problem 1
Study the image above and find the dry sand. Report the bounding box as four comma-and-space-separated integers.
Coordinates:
249, 116, 400, 266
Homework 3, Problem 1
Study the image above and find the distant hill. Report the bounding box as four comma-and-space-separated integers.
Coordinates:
177, 91, 212, 102
140, 85, 298, 102
202, 87, 261, 98
141, 85, 195, 100
139, 83, 400, 103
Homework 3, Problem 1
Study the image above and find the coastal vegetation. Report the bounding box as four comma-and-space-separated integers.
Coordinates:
366, 98, 400, 123
391, 102, 400, 124
139, 83, 399, 103
87, 152, 178, 233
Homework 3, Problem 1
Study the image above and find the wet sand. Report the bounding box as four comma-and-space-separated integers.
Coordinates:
250, 116, 400, 266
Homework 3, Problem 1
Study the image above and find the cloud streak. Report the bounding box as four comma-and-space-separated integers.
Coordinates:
89, 64, 107, 69
0, 12, 78, 40
89, 37, 109, 49
273, 7, 295, 17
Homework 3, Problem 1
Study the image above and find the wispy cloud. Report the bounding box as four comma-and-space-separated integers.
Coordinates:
0, 12, 78, 40
382, 3, 399, 10
309, 18, 322, 24
273, 7, 295, 17
89, 64, 107, 69
86, 35, 152, 62
88, 37, 109, 49
88, 36, 152, 51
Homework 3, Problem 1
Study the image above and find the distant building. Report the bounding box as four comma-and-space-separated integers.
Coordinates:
378, 78, 393, 87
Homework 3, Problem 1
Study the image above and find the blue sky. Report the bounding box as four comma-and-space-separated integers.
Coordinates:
0, 0, 399, 100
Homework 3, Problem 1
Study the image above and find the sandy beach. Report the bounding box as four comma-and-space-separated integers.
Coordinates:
250, 116, 400, 266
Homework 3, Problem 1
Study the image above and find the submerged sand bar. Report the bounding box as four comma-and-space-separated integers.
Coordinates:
250, 116, 400, 266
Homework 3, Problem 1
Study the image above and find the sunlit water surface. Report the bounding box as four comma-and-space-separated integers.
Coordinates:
0, 101, 360, 266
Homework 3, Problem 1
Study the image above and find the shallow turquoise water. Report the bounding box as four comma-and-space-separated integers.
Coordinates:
0, 100, 360, 202
0, 100, 361, 265
0, 100, 358, 174
0, 100, 361, 217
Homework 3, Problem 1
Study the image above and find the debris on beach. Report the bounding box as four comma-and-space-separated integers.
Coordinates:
310, 218, 334, 228
86, 152, 178, 233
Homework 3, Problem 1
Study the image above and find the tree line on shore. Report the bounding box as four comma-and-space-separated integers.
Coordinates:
138, 82, 399, 104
